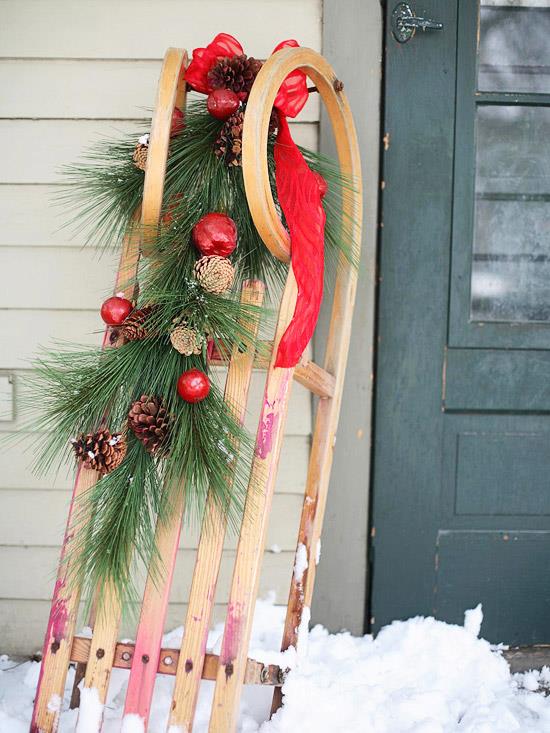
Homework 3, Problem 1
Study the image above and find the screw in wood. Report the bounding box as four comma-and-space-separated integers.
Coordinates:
50, 641, 60, 654
121, 651, 131, 662
95, 648, 105, 659
163, 655, 174, 666
141, 654, 150, 664
333, 79, 344, 92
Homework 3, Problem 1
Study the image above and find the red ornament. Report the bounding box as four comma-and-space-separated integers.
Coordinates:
100, 295, 133, 326
177, 369, 210, 403
313, 171, 328, 199
207, 88, 240, 120
171, 107, 185, 137
192, 213, 237, 257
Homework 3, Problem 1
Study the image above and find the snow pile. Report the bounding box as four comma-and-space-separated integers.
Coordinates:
2, 598, 550, 732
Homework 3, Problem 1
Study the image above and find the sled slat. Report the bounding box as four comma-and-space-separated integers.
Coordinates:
117, 48, 188, 729
168, 280, 265, 733
70, 636, 285, 685
29, 468, 98, 733
208, 269, 298, 733
271, 49, 363, 714
122, 495, 185, 725
31, 210, 143, 733
141, 47, 187, 257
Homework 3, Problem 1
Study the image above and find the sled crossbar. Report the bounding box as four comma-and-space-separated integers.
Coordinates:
30, 45, 362, 733
209, 341, 336, 398
70, 636, 286, 685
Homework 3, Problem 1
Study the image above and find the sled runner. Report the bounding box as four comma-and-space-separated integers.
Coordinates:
30, 44, 362, 733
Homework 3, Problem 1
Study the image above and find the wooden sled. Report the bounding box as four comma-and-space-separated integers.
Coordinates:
30, 44, 362, 733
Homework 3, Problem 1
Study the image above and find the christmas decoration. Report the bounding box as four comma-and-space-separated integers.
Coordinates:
71, 429, 126, 475
207, 54, 262, 100
314, 170, 328, 199
100, 295, 133, 326
214, 110, 244, 166
177, 369, 210, 403
29, 32, 355, 612
171, 107, 185, 136
120, 305, 156, 341
194, 255, 235, 294
192, 212, 237, 257
170, 324, 204, 355
162, 193, 184, 226
128, 395, 171, 454
132, 134, 149, 171
207, 88, 240, 120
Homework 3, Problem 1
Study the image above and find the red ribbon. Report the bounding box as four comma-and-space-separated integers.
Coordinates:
274, 114, 326, 368
186, 35, 325, 367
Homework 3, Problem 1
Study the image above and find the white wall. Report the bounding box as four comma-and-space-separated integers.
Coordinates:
0, 0, 322, 654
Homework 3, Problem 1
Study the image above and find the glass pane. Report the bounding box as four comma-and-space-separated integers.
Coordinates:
479, 2, 550, 93
470, 105, 550, 322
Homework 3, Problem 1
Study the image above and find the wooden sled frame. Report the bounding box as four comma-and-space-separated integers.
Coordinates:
30, 44, 362, 733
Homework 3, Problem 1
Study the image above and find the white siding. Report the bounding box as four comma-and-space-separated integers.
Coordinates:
0, 0, 321, 654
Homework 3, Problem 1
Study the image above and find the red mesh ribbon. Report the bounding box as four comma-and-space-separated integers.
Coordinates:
274, 114, 326, 368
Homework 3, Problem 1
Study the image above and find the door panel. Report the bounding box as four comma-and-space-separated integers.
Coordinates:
372, 0, 550, 644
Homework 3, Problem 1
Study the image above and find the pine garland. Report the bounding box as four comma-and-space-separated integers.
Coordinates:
22, 92, 357, 610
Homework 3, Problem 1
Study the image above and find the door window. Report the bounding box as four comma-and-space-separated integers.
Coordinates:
449, 0, 550, 346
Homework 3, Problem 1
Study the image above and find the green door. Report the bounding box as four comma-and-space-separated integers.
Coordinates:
372, 0, 550, 644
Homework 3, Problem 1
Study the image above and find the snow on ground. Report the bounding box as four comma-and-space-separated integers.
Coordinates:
2, 597, 550, 732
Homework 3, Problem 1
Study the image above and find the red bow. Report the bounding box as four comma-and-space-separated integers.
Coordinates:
185, 34, 308, 117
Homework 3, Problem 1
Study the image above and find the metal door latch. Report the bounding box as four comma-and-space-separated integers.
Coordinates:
391, 3, 443, 43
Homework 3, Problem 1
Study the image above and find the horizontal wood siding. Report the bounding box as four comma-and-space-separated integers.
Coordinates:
0, 0, 322, 654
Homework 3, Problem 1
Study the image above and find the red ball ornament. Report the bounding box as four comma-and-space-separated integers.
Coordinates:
206, 88, 240, 120
192, 213, 237, 257
313, 171, 328, 199
177, 369, 210, 403
170, 107, 185, 137
100, 295, 133, 326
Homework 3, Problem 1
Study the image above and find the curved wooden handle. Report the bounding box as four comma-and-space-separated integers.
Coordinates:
141, 47, 187, 257
242, 46, 363, 263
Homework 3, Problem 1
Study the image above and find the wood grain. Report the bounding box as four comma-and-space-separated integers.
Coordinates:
209, 270, 298, 732
30, 215, 142, 732
168, 280, 264, 733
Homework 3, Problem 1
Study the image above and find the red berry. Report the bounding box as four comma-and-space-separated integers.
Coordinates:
170, 107, 185, 137
313, 171, 328, 199
206, 89, 240, 120
192, 213, 237, 257
177, 369, 210, 403
100, 295, 133, 326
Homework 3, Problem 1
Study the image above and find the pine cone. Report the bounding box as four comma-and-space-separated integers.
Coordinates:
128, 395, 171, 454
121, 306, 156, 341
214, 110, 244, 167
71, 429, 126, 475
207, 55, 262, 98
132, 135, 149, 171
170, 325, 204, 356
194, 256, 235, 294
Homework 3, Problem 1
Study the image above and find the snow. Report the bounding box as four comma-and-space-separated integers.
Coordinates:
464, 603, 483, 637
3, 599, 550, 732
293, 543, 308, 584
75, 687, 103, 733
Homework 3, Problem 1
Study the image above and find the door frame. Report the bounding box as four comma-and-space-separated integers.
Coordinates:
313, 0, 382, 634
